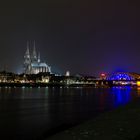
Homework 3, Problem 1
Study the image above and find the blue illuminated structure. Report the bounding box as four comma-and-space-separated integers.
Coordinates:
108, 72, 134, 81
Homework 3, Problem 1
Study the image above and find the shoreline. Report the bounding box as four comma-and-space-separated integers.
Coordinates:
0, 83, 96, 88
46, 98, 140, 140
0, 82, 137, 88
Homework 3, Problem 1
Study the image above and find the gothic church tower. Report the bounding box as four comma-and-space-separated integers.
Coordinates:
24, 41, 31, 74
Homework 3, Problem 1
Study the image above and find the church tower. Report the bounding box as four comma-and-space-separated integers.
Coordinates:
24, 41, 31, 74
32, 40, 37, 62
38, 52, 40, 63
23, 40, 51, 74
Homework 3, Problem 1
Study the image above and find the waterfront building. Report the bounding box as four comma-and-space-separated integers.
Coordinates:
65, 71, 70, 76
24, 41, 51, 74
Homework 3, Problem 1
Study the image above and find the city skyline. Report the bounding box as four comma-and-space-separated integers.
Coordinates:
0, 1, 140, 75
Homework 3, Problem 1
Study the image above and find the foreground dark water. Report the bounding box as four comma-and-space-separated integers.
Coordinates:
0, 86, 139, 140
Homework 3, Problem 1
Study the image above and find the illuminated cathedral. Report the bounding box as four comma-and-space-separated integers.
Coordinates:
24, 41, 51, 74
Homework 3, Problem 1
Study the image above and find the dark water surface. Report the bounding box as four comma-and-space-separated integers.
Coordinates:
0, 86, 139, 140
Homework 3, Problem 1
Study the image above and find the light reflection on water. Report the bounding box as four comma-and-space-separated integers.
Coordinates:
0, 86, 139, 139
137, 87, 140, 97
111, 86, 131, 107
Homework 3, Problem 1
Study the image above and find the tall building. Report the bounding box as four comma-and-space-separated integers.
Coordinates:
24, 41, 51, 74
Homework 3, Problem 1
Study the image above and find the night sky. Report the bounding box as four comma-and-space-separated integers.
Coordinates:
0, 0, 140, 76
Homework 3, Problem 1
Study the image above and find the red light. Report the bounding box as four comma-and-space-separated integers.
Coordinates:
101, 73, 106, 77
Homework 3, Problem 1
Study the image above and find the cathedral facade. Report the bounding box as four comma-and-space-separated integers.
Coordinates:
24, 41, 51, 74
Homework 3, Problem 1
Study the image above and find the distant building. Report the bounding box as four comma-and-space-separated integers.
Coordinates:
24, 41, 51, 74
65, 71, 70, 76
99, 73, 107, 80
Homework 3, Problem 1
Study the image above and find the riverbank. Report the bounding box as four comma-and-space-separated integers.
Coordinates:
47, 98, 140, 140
0, 82, 96, 87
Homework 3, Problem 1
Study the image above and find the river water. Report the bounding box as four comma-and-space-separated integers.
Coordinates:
0, 86, 139, 140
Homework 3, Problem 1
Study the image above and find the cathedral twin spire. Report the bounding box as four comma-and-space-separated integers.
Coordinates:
25, 41, 30, 58
33, 40, 37, 61
25, 40, 40, 63
24, 40, 51, 74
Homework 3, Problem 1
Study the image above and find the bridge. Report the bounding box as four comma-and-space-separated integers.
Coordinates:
107, 72, 140, 81
108, 72, 140, 86
98, 72, 140, 87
